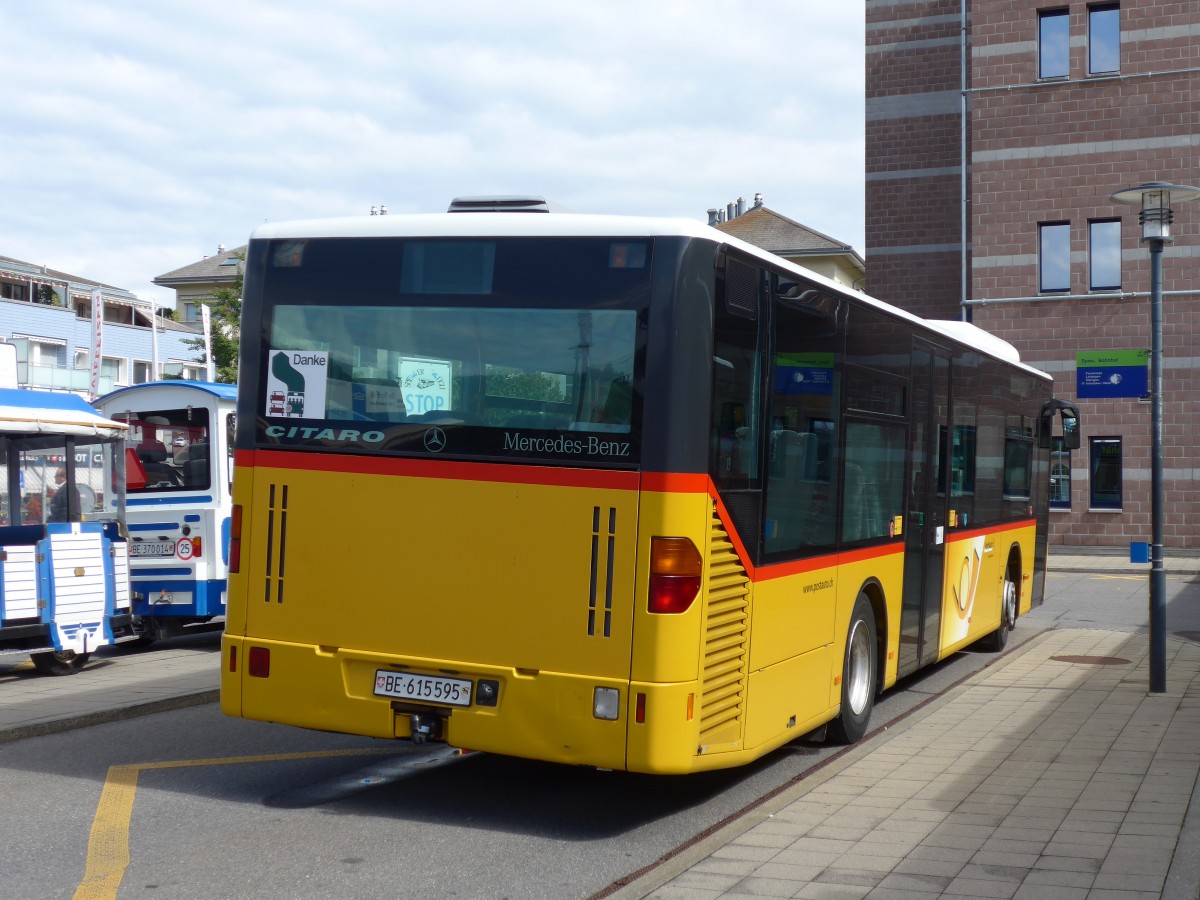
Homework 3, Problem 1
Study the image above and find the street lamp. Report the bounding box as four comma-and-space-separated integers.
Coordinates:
1110, 181, 1200, 693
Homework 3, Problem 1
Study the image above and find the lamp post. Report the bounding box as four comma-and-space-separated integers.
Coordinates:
1110, 182, 1200, 694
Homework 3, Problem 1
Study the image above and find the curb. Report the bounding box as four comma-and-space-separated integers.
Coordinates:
0, 689, 219, 746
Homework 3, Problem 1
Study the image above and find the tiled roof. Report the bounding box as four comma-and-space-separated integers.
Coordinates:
153, 245, 246, 285
715, 207, 862, 265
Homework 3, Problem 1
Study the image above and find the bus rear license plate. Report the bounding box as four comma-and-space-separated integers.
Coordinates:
130, 541, 176, 557
374, 671, 472, 707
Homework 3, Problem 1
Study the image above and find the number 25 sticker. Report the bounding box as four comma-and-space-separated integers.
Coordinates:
177, 538, 194, 561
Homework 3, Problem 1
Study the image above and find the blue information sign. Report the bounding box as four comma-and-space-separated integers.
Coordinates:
1076, 350, 1148, 399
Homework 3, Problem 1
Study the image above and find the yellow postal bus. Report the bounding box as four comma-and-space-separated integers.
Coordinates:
221, 198, 1079, 774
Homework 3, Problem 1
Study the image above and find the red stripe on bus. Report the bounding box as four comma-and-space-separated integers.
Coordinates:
947, 519, 1037, 541
640, 472, 710, 493
755, 542, 905, 582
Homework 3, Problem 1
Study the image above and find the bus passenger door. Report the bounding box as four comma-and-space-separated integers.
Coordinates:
899, 340, 949, 676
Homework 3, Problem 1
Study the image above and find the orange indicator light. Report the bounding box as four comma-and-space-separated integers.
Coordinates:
648, 537, 702, 614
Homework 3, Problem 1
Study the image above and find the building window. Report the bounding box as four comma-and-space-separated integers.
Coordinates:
1050, 437, 1072, 509
1039, 222, 1071, 292
12, 335, 67, 368
1088, 3, 1120, 75
182, 302, 201, 322
163, 362, 205, 381
74, 349, 89, 370
1039, 8, 1070, 79
1089, 220, 1122, 290
1, 282, 28, 302
101, 356, 127, 386
133, 360, 154, 383
1089, 436, 1122, 510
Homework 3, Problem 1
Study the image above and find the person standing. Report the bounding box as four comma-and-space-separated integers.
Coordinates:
48, 467, 78, 522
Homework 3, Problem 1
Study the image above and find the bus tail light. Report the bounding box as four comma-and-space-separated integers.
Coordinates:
648, 537, 702, 614
248, 646, 270, 678
229, 504, 243, 573
190, 536, 202, 558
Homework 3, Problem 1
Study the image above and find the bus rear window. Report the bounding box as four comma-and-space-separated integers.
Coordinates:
254, 237, 647, 466
264, 306, 636, 438
114, 409, 212, 492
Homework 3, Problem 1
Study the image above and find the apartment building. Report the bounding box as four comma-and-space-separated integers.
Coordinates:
867, 0, 1199, 548
0, 255, 203, 395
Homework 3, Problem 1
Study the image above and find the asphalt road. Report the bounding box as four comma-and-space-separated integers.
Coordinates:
2, 568, 1197, 899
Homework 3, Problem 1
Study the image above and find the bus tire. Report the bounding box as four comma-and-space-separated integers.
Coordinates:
827, 592, 877, 744
980, 566, 1018, 653
31, 650, 90, 676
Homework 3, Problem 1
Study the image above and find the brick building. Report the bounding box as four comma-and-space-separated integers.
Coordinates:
866, 0, 1200, 548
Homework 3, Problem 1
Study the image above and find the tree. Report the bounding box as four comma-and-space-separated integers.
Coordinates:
33, 285, 62, 306
183, 252, 243, 383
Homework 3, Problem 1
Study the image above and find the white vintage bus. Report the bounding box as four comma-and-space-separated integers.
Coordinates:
96, 381, 237, 643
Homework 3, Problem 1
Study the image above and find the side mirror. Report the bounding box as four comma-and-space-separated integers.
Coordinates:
1039, 400, 1081, 450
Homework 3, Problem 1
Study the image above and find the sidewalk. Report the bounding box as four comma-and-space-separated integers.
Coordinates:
1, 553, 1198, 900
1050, 547, 1200, 577
0, 635, 220, 744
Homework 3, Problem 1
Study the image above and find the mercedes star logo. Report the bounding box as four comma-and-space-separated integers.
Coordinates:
423, 427, 447, 453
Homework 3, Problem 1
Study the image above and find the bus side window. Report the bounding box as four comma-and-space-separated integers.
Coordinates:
710, 257, 764, 490
710, 256, 766, 560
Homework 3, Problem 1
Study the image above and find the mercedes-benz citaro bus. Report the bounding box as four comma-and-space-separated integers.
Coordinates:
95, 380, 238, 644
221, 196, 1080, 774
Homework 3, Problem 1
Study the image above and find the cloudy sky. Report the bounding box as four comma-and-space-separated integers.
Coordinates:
2, 1, 864, 306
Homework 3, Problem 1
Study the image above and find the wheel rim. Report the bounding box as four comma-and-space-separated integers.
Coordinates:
845, 618, 872, 715
1003, 577, 1017, 628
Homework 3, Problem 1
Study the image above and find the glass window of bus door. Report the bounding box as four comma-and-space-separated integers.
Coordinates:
841, 365, 906, 545
710, 255, 765, 557
763, 278, 843, 559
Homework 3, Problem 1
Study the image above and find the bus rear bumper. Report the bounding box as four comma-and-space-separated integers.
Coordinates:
221, 636, 638, 770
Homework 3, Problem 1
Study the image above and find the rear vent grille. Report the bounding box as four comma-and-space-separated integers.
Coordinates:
587, 506, 617, 637
699, 508, 749, 746
263, 483, 289, 603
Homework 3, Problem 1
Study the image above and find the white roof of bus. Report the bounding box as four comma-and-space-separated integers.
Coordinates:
0, 388, 128, 438
249, 212, 1050, 382
97, 380, 239, 410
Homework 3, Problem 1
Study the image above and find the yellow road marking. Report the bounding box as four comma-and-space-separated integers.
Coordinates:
74, 747, 396, 900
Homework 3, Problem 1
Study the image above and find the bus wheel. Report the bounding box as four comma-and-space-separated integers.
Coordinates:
827, 593, 877, 744
980, 568, 1018, 652
31, 650, 91, 676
